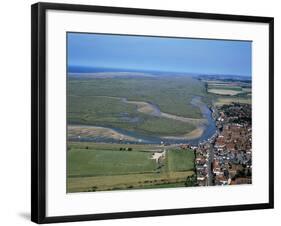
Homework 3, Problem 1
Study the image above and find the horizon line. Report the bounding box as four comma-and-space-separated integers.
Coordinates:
67, 65, 252, 78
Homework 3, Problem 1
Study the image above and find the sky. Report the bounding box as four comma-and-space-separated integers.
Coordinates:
67, 32, 252, 77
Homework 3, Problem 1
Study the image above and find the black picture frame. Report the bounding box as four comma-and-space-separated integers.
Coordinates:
31, 2, 274, 224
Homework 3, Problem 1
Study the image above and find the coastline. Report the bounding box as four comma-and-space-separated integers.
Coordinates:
68, 125, 138, 142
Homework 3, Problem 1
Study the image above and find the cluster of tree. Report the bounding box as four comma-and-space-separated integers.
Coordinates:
232, 168, 252, 180
185, 174, 197, 187
119, 147, 133, 151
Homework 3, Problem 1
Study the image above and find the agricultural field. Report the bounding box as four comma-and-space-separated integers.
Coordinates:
166, 150, 195, 172
214, 97, 252, 106
67, 142, 195, 192
203, 79, 252, 106
208, 89, 243, 96
206, 80, 251, 96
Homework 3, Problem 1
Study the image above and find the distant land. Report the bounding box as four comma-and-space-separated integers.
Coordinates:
68, 71, 157, 79
68, 66, 251, 80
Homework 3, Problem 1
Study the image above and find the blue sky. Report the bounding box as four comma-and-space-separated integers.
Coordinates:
67, 32, 252, 77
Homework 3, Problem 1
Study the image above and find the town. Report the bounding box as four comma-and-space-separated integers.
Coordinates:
194, 103, 252, 186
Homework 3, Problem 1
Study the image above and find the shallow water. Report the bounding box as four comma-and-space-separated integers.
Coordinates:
69, 96, 217, 145
189, 96, 217, 143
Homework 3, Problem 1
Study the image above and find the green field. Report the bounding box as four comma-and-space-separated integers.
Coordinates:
67, 142, 195, 192
68, 149, 156, 177
166, 150, 195, 172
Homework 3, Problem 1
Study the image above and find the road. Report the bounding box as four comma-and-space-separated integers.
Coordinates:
207, 144, 214, 186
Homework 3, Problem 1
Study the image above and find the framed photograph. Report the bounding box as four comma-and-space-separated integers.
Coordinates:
31, 2, 274, 224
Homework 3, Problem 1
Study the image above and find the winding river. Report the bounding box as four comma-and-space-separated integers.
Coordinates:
68, 96, 217, 145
